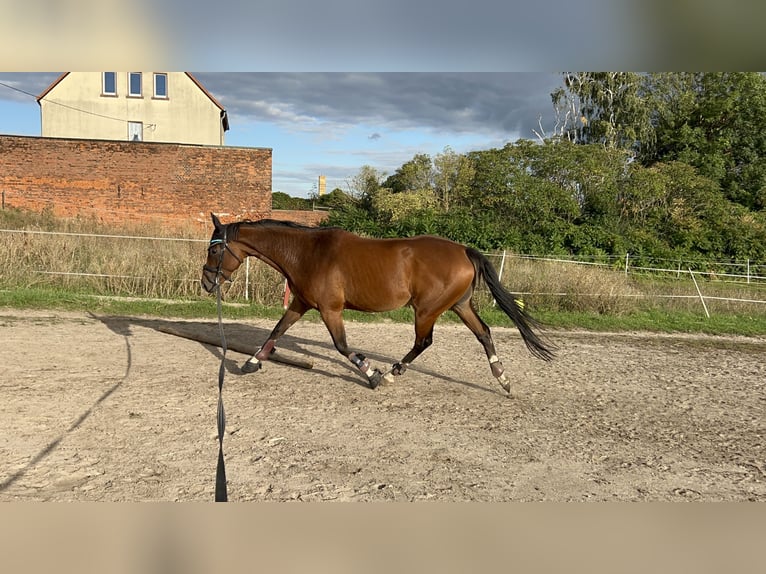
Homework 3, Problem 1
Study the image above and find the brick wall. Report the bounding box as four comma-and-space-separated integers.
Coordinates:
0, 135, 272, 228
271, 209, 330, 227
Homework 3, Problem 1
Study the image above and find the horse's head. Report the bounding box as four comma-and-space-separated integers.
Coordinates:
201, 213, 245, 294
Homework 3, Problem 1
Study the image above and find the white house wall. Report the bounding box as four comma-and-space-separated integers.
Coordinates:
40, 72, 225, 145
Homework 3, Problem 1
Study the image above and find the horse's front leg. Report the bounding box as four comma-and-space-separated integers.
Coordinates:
242, 298, 308, 373
349, 352, 384, 389
320, 308, 384, 389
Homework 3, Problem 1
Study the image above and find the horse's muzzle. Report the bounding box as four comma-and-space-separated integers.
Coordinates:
201, 272, 217, 294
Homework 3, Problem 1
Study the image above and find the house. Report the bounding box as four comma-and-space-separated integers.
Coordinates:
37, 72, 230, 145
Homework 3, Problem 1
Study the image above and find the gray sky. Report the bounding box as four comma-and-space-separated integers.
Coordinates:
194, 73, 563, 139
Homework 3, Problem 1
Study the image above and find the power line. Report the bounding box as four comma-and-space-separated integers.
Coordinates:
0, 80, 132, 124
0, 80, 39, 99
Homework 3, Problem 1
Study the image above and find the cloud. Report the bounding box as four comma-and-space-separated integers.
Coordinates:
0, 72, 63, 102
368, 133, 381, 141
194, 73, 563, 142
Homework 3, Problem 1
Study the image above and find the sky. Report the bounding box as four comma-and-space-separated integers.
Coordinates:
0, 72, 564, 198
0, 72, 562, 197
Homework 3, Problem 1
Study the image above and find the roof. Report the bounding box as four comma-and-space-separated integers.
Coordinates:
184, 73, 226, 112
36, 73, 68, 101
36, 72, 226, 112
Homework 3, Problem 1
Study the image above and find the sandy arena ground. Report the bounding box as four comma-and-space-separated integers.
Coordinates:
1, 309, 764, 501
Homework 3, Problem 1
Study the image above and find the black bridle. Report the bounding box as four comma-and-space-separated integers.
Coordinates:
204, 227, 243, 503
203, 227, 243, 289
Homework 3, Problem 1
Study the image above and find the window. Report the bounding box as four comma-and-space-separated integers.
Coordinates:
154, 73, 168, 99
102, 72, 116, 96
128, 72, 142, 97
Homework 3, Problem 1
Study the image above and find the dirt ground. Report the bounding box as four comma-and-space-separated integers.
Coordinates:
1, 308, 764, 502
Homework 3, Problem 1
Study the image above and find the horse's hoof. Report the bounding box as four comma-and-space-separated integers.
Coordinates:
391, 362, 407, 376
497, 373, 511, 394
368, 369, 383, 390
241, 360, 262, 374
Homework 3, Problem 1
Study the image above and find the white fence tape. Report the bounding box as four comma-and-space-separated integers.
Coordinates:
3, 228, 766, 307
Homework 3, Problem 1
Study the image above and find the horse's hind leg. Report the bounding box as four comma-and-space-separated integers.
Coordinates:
383, 310, 437, 382
451, 298, 512, 394
319, 307, 384, 389
242, 298, 309, 373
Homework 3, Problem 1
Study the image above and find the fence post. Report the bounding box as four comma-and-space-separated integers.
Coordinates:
688, 268, 710, 319
493, 250, 507, 307
497, 250, 507, 283
747, 259, 751, 284
624, 252, 629, 276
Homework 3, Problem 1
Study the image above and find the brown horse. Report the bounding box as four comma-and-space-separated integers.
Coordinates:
201, 214, 554, 394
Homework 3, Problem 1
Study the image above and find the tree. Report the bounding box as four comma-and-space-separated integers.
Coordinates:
466, 141, 584, 250
313, 188, 355, 210
433, 146, 475, 211
549, 72, 655, 154
646, 72, 766, 210
371, 188, 438, 224
382, 153, 433, 194
346, 165, 385, 207
524, 139, 628, 223
272, 191, 310, 210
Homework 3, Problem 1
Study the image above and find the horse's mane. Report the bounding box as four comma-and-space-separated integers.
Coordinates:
231, 218, 311, 234
228, 218, 338, 240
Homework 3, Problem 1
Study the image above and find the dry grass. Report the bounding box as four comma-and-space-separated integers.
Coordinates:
0, 210, 286, 303
2, 209, 765, 317
489, 256, 640, 315
489, 255, 766, 317
633, 275, 766, 316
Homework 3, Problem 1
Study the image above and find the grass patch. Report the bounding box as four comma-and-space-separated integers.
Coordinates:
3, 286, 765, 337
533, 308, 766, 336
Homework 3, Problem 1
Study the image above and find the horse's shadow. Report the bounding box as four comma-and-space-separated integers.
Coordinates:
92, 314, 495, 394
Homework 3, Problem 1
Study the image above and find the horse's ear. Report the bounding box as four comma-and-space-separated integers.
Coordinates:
211, 212, 222, 230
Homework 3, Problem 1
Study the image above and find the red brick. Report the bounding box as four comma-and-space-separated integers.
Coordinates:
0, 135, 272, 229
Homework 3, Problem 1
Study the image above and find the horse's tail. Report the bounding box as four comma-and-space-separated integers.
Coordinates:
466, 247, 555, 361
